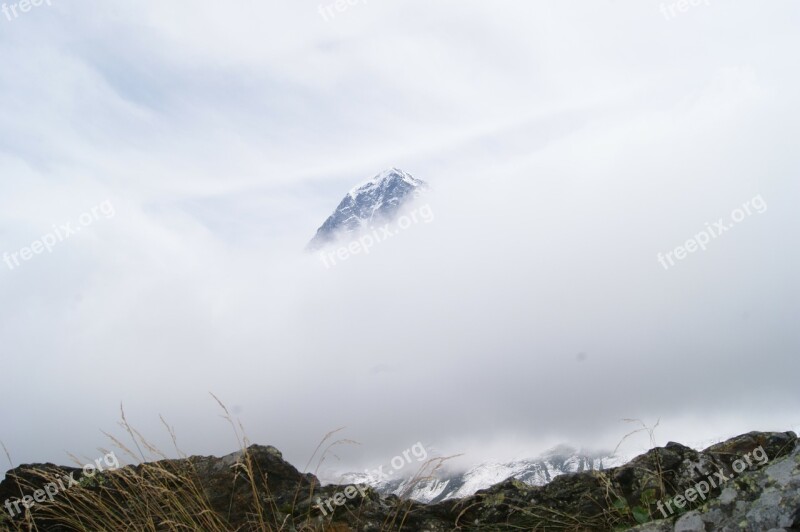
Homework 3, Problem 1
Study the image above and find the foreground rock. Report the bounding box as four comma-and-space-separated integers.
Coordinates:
0, 431, 797, 531
628, 433, 800, 532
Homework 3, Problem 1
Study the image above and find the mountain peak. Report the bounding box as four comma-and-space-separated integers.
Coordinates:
308, 168, 427, 250
341, 444, 625, 504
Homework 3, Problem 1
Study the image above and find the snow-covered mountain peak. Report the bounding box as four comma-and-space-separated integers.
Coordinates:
346, 168, 424, 202
308, 168, 427, 250
339, 445, 627, 504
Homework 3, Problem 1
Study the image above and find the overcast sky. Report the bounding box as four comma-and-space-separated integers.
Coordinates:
1, 1, 799, 480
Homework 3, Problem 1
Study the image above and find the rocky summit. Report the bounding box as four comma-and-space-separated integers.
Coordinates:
0, 431, 798, 531
307, 168, 427, 250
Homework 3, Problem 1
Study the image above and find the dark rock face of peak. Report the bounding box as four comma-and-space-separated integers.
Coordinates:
308, 168, 427, 250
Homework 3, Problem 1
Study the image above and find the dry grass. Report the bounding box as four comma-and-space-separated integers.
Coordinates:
0, 396, 452, 532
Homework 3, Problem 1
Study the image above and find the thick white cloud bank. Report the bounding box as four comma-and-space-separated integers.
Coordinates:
1, 1, 799, 476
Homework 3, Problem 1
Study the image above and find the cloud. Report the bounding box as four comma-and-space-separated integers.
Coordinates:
1, 0, 799, 476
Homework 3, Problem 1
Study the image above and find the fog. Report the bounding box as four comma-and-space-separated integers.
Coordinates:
1, 1, 799, 479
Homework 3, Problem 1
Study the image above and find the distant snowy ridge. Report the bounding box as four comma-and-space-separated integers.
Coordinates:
307, 168, 427, 250
340, 445, 627, 504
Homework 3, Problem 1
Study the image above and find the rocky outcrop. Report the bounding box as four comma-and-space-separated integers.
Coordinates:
628, 432, 800, 532
1, 431, 797, 531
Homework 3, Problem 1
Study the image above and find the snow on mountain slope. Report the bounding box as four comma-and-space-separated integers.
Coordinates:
307, 168, 427, 250
341, 445, 627, 504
